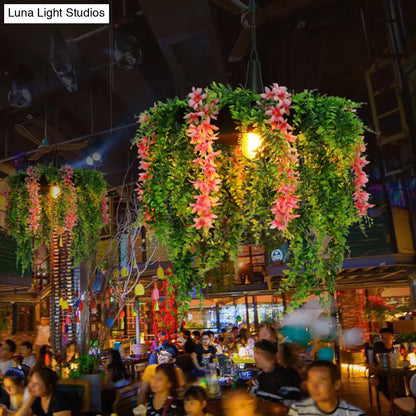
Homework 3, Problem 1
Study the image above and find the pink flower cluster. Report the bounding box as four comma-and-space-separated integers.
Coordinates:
26, 166, 41, 232
61, 165, 77, 232
261, 83, 300, 231
101, 195, 110, 225
185, 87, 221, 231
136, 112, 156, 227
351, 138, 374, 215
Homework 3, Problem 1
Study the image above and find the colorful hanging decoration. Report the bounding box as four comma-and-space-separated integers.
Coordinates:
150, 279, 178, 340
135, 83, 372, 310
134, 283, 145, 296
5, 165, 108, 274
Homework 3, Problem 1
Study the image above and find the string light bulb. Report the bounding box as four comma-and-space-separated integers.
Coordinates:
241, 131, 262, 159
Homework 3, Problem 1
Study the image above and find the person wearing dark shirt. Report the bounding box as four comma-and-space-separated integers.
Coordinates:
373, 327, 395, 399
183, 331, 196, 354
191, 332, 222, 370
10, 367, 73, 416
254, 340, 301, 404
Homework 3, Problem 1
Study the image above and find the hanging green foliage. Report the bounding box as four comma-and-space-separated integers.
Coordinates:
135, 83, 372, 313
5, 165, 109, 274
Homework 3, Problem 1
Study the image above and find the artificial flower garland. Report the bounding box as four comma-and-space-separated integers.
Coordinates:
186, 87, 221, 230
261, 84, 301, 230
26, 166, 41, 232
6, 165, 109, 274
351, 137, 373, 215
135, 83, 372, 311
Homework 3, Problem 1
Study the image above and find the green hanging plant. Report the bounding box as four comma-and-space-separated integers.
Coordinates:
5, 165, 109, 274
134, 83, 372, 314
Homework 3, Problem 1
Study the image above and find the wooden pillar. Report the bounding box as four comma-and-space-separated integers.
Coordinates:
282, 291, 287, 313
135, 300, 140, 344
215, 301, 221, 332
245, 296, 250, 331
252, 296, 259, 332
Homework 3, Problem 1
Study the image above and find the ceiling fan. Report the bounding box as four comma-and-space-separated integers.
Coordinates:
14, 123, 87, 161
14, 65, 87, 162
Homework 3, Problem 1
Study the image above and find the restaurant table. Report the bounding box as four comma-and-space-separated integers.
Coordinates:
366, 364, 410, 408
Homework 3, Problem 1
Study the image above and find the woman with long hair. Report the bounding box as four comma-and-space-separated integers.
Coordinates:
10, 367, 74, 416
146, 363, 183, 416
32, 346, 56, 372
105, 349, 129, 388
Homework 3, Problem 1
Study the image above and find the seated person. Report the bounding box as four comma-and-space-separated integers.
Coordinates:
139, 343, 185, 404
253, 340, 301, 404
373, 327, 396, 399
183, 331, 195, 354
289, 361, 365, 416
0, 368, 28, 415
192, 331, 201, 345
105, 349, 129, 388
0, 341, 17, 376
32, 345, 57, 372
184, 386, 213, 416
21, 342, 36, 370
191, 332, 222, 370
13, 367, 74, 416
146, 363, 184, 416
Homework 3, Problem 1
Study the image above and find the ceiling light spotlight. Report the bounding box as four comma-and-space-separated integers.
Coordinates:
8, 81, 31, 108
92, 152, 101, 161
114, 34, 143, 71
86, 156, 94, 166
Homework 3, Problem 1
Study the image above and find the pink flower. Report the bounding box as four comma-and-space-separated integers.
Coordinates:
188, 87, 206, 110
138, 112, 149, 125
193, 212, 218, 230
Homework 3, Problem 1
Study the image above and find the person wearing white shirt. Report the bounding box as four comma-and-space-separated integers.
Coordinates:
0, 340, 17, 376
21, 342, 36, 369
289, 361, 365, 416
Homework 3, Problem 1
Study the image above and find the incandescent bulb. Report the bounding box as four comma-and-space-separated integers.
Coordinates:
241, 132, 262, 159
51, 185, 61, 199
86, 156, 94, 166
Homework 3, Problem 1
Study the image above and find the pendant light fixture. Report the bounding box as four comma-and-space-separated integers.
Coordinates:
244, 0, 263, 93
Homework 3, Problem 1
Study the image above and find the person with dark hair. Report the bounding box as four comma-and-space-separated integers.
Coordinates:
21, 342, 35, 369
225, 327, 239, 351
33, 346, 56, 372
183, 331, 195, 354
105, 349, 129, 388
253, 340, 301, 404
191, 331, 201, 344
146, 363, 184, 416
184, 386, 212, 416
258, 324, 277, 346
236, 328, 250, 349
0, 368, 28, 414
191, 332, 222, 370
0, 341, 17, 375
60, 342, 79, 365
139, 344, 185, 405
373, 327, 395, 399
289, 361, 365, 416
10, 367, 73, 416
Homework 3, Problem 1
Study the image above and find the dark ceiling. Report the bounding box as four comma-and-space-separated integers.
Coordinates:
0, 0, 415, 186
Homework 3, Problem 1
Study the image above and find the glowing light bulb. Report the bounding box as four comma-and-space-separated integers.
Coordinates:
92, 152, 101, 161
241, 132, 262, 159
86, 156, 94, 166
51, 185, 61, 199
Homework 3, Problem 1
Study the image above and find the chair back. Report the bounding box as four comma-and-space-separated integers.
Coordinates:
57, 378, 91, 413
407, 371, 416, 398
